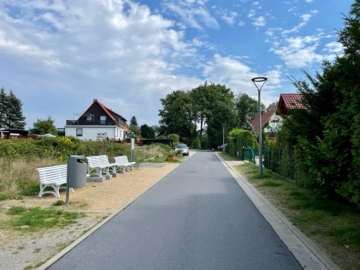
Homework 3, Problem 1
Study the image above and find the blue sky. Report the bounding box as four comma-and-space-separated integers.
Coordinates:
0, 0, 353, 129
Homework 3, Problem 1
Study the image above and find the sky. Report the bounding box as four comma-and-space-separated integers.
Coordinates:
0, 0, 354, 129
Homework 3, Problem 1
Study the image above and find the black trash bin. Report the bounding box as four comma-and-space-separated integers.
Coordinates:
67, 155, 87, 188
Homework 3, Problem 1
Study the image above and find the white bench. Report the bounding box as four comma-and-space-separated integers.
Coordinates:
86, 155, 118, 180
36, 164, 73, 198
114, 156, 136, 171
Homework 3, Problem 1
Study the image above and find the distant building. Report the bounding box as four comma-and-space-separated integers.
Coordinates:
250, 110, 283, 139
65, 99, 129, 141
0, 128, 29, 139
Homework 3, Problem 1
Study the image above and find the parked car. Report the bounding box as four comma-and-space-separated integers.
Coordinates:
174, 144, 189, 156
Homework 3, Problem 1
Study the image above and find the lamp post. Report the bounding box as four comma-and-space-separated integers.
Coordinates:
222, 125, 225, 150
251, 77, 267, 175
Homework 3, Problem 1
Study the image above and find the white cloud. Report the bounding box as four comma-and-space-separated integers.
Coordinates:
282, 10, 317, 35
265, 9, 335, 69
220, 11, 238, 25
164, 0, 219, 29
248, 9, 256, 18
269, 35, 328, 68
202, 54, 282, 104
253, 16, 266, 27
0, 0, 210, 127
324, 41, 343, 54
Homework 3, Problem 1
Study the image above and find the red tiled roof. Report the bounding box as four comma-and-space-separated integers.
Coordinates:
281, 94, 306, 109
277, 93, 306, 115
251, 110, 276, 133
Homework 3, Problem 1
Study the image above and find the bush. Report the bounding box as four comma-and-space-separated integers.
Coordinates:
191, 137, 201, 149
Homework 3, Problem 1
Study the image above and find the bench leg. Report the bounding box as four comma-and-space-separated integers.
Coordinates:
38, 183, 61, 198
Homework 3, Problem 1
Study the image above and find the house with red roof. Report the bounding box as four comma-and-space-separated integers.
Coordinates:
65, 99, 129, 141
250, 110, 283, 138
277, 93, 306, 115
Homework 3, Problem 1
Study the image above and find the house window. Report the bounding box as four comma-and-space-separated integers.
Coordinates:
100, 116, 106, 125
87, 115, 93, 122
76, 128, 83, 137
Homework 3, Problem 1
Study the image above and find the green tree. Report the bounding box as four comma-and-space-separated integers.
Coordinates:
276, 0, 360, 206
4, 90, 26, 129
129, 116, 140, 136
158, 90, 196, 144
29, 116, 58, 135
235, 93, 264, 130
0, 87, 8, 128
190, 82, 212, 138
130, 116, 138, 126
191, 137, 201, 149
140, 124, 155, 139
266, 102, 278, 112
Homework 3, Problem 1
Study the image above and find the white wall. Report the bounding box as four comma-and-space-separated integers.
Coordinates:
65, 126, 126, 141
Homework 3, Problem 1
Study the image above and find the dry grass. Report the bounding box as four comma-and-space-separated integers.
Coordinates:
0, 144, 172, 197
0, 158, 59, 196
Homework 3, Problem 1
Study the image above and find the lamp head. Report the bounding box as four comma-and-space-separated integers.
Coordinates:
251, 77, 268, 91
251, 77, 267, 83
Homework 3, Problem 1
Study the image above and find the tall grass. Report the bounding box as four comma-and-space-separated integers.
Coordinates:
0, 138, 173, 198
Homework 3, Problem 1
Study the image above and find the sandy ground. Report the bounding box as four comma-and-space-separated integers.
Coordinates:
0, 160, 182, 270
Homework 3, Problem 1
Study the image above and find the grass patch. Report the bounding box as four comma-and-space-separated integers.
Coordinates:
51, 200, 65, 206
6, 206, 85, 232
258, 181, 281, 187
235, 162, 360, 270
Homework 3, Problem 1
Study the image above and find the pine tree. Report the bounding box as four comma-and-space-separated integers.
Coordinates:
130, 116, 138, 127
0, 87, 8, 128
6, 90, 26, 129
129, 116, 140, 136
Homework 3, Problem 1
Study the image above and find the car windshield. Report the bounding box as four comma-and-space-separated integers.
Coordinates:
176, 144, 187, 148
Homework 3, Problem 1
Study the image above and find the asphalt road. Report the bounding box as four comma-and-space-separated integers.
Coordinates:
47, 151, 302, 270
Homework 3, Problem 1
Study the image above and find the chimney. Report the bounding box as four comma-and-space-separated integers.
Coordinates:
261, 110, 265, 115
93, 99, 98, 103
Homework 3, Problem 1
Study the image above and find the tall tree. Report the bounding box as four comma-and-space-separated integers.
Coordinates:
130, 116, 138, 126
158, 90, 196, 143
0, 89, 26, 129
0, 87, 8, 128
277, 0, 360, 206
129, 116, 140, 136
234, 93, 262, 130
6, 90, 26, 129
190, 82, 211, 138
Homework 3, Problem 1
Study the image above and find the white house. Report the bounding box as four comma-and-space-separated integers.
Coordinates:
65, 99, 129, 141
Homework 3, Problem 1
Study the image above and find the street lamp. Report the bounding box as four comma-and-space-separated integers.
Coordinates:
252, 77, 267, 175
222, 124, 225, 150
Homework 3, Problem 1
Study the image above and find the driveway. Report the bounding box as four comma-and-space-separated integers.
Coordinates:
45, 151, 303, 270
